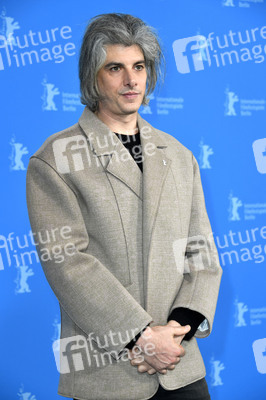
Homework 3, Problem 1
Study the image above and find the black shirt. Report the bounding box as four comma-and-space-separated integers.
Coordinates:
114, 131, 143, 172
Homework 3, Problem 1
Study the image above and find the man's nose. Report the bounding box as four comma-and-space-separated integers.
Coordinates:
123, 70, 137, 87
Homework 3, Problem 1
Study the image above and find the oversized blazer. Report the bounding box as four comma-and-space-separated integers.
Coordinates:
26, 106, 222, 400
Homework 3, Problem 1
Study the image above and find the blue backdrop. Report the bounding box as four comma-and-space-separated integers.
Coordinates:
1, 0, 266, 399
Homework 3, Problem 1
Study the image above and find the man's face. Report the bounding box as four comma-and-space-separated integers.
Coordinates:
96, 44, 147, 118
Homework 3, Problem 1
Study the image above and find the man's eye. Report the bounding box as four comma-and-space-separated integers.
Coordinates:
110, 66, 120, 71
135, 65, 144, 70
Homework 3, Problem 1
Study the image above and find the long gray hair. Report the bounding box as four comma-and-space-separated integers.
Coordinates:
79, 13, 164, 111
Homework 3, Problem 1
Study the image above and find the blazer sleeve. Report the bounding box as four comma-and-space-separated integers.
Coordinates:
169, 154, 223, 338
26, 156, 153, 357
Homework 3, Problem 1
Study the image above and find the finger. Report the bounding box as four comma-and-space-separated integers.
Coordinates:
172, 337, 184, 347
172, 325, 191, 336
169, 357, 180, 366
147, 368, 157, 375
137, 365, 149, 373
158, 369, 167, 374
130, 357, 144, 366
167, 320, 181, 327
174, 333, 185, 341
178, 345, 185, 358
167, 364, 176, 370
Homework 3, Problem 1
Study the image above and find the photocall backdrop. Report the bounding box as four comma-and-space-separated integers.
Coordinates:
1, 0, 266, 399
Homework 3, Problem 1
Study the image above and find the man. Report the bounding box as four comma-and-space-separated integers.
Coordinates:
26, 13, 222, 400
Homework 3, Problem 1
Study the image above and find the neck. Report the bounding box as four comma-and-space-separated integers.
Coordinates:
94, 109, 139, 135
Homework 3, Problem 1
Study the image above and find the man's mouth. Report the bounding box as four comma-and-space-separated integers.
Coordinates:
121, 92, 140, 99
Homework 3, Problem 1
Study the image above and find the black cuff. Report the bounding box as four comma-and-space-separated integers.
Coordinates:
167, 307, 205, 341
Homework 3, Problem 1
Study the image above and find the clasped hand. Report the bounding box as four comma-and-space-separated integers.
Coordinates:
129, 320, 191, 375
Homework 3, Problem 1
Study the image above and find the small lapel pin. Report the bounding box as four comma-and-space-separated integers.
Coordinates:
163, 159, 167, 165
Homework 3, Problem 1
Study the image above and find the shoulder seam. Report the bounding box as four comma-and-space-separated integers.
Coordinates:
30, 156, 78, 199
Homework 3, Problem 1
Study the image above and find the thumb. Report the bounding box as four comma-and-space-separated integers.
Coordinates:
167, 320, 181, 327
172, 324, 191, 336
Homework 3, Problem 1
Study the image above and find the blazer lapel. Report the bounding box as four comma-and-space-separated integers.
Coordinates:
78, 107, 142, 199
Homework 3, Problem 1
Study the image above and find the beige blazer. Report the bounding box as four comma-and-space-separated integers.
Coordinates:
26, 106, 222, 400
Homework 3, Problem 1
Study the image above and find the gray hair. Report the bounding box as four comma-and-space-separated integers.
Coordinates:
79, 13, 164, 111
